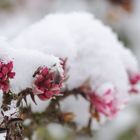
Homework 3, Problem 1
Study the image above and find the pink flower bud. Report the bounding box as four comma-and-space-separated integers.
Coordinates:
0, 60, 15, 93
33, 66, 64, 100
88, 88, 126, 119
129, 73, 140, 94
129, 73, 140, 85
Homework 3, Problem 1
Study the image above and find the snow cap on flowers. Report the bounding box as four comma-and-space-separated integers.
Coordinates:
12, 12, 140, 94
0, 38, 64, 98
11, 12, 140, 117
11, 48, 64, 98
116, 43, 140, 94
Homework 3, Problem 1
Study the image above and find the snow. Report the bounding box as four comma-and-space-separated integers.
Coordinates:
12, 12, 139, 99
0, 0, 139, 139
0, 38, 63, 93
60, 95, 90, 128
0, 11, 140, 128
2, 100, 19, 118
0, 99, 19, 123
0, 132, 6, 140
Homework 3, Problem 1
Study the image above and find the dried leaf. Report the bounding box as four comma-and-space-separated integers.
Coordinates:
109, 0, 133, 12
30, 93, 37, 105
16, 98, 22, 107
8, 118, 23, 124
23, 96, 28, 106
1, 111, 4, 117
61, 112, 75, 122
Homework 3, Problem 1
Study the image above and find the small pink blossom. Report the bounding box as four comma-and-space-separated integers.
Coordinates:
89, 88, 126, 119
33, 66, 64, 100
129, 73, 140, 85
0, 60, 15, 93
129, 73, 140, 94
129, 87, 139, 93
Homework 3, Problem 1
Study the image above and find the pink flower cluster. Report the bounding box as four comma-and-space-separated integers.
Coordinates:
0, 60, 15, 93
129, 73, 140, 94
33, 66, 64, 100
89, 89, 126, 119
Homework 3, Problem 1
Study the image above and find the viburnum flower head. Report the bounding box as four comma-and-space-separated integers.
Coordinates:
0, 60, 15, 93
33, 65, 64, 100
